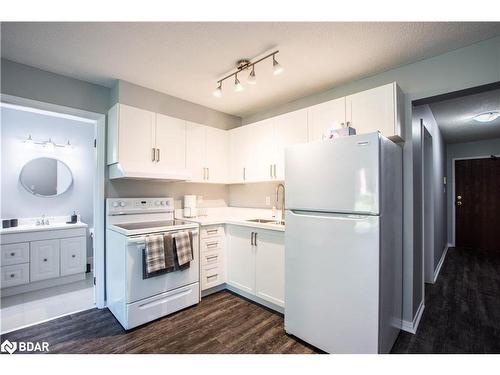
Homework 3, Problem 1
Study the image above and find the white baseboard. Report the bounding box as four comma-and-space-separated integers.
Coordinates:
401, 300, 425, 334
433, 245, 449, 283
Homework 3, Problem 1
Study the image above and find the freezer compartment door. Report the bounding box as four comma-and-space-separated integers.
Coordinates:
284, 209, 380, 354
285, 132, 380, 215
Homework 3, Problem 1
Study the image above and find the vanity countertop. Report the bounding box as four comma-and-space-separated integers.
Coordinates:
0, 220, 88, 235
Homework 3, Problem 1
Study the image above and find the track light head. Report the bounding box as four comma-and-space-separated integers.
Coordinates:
213, 82, 223, 97
234, 74, 244, 92
272, 55, 284, 75
248, 66, 257, 85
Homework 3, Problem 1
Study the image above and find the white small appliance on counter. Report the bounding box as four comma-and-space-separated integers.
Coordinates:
284, 132, 403, 354
106, 197, 200, 330
183, 195, 197, 218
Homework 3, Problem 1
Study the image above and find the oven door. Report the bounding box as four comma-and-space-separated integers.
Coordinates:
125, 229, 199, 303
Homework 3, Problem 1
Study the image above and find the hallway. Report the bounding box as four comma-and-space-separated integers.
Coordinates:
392, 247, 500, 353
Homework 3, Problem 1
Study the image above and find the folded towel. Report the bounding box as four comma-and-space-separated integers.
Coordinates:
163, 233, 176, 272
174, 231, 193, 266
145, 234, 166, 275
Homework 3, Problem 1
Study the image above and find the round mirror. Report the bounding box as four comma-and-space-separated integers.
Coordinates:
20, 157, 73, 197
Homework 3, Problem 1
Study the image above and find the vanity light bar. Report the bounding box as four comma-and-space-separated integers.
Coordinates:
24, 135, 72, 149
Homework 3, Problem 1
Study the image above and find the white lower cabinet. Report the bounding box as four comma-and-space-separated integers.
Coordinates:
226, 225, 284, 309
30, 239, 60, 282
200, 225, 225, 291
60, 236, 86, 276
255, 231, 285, 307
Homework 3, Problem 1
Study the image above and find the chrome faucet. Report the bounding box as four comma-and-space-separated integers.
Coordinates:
36, 215, 49, 226
276, 183, 285, 222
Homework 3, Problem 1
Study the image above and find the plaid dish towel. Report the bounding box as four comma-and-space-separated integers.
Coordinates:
145, 234, 166, 274
174, 231, 193, 266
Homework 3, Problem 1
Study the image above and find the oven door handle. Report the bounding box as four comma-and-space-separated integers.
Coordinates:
126, 230, 199, 245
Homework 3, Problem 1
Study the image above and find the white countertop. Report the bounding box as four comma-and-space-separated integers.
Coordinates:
1, 216, 88, 235
175, 207, 285, 232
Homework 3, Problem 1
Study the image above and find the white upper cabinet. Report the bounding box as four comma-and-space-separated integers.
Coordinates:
108, 104, 155, 169
246, 119, 275, 182
186, 121, 207, 182
205, 126, 229, 183
229, 125, 252, 183
186, 122, 229, 183
307, 97, 346, 142
346, 82, 404, 141
273, 109, 308, 180
155, 113, 186, 171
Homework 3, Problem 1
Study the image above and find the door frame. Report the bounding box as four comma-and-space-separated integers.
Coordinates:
421, 123, 434, 284
451, 154, 500, 247
1, 94, 107, 308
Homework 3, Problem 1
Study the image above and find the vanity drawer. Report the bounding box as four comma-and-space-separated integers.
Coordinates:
201, 264, 224, 290
1, 242, 29, 266
201, 249, 223, 267
200, 226, 225, 239
1, 263, 30, 288
200, 237, 224, 253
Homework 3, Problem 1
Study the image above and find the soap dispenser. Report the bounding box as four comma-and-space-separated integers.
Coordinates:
68, 211, 78, 224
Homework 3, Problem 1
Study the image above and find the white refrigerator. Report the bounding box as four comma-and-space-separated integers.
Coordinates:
284, 132, 402, 354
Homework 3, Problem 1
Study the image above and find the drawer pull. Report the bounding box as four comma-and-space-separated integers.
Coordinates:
10, 273, 15, 278
10, 252, 16, 256
206, 255, 218, 261
206, 242, 218, 248
43, 258, 48, 262
206, 229, 218, 235
207, 274, 218, 281
72, 254, 76, 258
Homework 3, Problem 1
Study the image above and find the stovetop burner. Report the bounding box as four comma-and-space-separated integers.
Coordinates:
114, 220, 192, 231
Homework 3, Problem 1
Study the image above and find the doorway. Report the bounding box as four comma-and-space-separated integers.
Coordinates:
454, 157, 500, 252
422, 125, 434, 283
0, 97, 106, 333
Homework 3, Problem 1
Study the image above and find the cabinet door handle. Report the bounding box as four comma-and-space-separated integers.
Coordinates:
243, 167, 246, 181
203, 167, 206, 180
152, 148, 156, 162
156, 148, 160, 162
273, 164, 277, 179
207, 167, 209, 180
254, 232, 258, 245
251, 232, 254, 246
72, 254, 76, 258
43, 258, 48, 262
270, 164, 273, 179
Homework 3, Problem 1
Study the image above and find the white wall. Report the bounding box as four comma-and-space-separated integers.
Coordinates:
446, 138, 500, 245
1, 107, 95, 256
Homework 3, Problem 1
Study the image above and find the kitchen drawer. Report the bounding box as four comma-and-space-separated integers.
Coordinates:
1, 263, 29, 288
200, 236, 224, 253
201, 249, 223, 267
201, 264, 224, 290
200, 225, 225, 239
1, 242, 29, 266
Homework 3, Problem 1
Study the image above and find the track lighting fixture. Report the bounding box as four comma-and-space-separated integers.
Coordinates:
213, 50, 283, 97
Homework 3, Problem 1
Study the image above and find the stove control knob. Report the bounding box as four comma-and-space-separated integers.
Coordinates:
112, 202, 119, 208
160, 201, 165, 206
119, 201, 126, 207
165, 200, 170, 206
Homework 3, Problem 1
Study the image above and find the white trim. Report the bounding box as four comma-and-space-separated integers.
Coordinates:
451, 155, 500, 247
401, 300, 425, 334
1, 95, 107, 309
432, 245, 450, 283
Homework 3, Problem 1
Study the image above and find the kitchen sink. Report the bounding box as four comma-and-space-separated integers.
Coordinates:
246, 219, 285, 225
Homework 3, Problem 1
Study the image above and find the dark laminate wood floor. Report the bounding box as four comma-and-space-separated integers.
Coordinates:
1, 290, 319, 354
392, 247, 500, 354
3, 247, 498, 354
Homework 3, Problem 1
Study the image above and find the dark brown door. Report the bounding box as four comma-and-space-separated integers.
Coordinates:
455, 157, 500, 252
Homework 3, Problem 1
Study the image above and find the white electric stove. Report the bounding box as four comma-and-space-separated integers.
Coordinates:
106, 197, 200, 330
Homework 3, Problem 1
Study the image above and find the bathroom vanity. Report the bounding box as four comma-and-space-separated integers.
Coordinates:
0, 219, 88, 297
